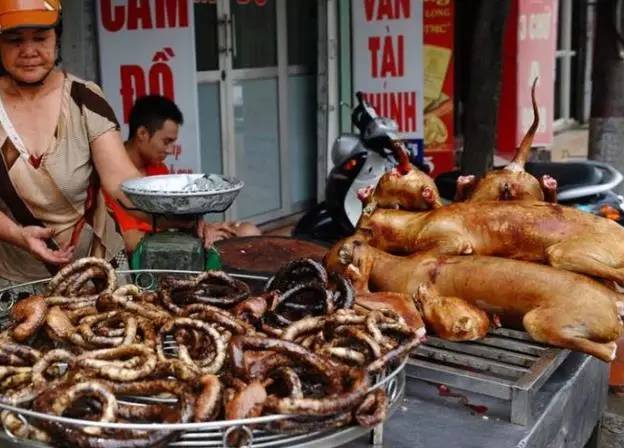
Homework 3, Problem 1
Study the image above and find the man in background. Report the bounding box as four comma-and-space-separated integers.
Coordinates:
105, 95, 260, 254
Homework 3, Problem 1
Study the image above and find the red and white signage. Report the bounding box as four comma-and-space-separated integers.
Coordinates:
497, 0, 558, 159
352, 0, 424, 149
96, 0, 201, 174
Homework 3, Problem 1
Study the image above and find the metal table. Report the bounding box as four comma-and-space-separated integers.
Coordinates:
348, 353, 608, 448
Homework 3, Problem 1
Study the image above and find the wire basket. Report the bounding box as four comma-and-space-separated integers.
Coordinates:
0, 270, 408, 448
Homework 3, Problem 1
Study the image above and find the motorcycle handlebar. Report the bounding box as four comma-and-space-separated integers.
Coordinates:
352, 91, 378, 131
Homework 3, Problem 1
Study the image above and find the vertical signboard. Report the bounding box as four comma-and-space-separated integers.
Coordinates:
516, 0, 557, 146
96, 0, 201, 173
423, 0, 455, 177
352, 0, 425, 159
497, 0, 558, 159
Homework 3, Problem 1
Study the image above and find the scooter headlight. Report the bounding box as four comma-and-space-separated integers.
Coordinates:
343, 158, 359, 171
331, 134, 365, 166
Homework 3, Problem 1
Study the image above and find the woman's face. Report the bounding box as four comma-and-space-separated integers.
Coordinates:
0, 28, 57, 85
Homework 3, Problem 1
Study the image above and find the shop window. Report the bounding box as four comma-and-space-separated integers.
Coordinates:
286, 0, 318, 207
231, 0, 277, 69
287, 0, 317, 68
195, 2, 219, 71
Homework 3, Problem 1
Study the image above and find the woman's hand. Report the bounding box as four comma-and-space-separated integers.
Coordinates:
19, 226, 74, 265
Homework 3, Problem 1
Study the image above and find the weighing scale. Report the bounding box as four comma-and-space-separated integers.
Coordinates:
120, 173, 244, 271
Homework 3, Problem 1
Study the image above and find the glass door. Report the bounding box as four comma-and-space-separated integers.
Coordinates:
228, 0, 282, 221
195, 0, 317, 223
194, 1, 226, 222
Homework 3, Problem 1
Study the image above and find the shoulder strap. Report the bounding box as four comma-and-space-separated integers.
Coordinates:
0, 96, 32, 164
0, 146, 59, 274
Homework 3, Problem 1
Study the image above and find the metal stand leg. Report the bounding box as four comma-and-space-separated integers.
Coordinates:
369, 369, 387, 447
369, 423, 384, 447
510, 386, 530, 425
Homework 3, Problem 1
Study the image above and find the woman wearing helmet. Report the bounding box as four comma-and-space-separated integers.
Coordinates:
0, 1, 142, 282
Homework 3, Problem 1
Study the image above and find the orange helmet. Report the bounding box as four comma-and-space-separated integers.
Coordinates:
0, 0, 61, 33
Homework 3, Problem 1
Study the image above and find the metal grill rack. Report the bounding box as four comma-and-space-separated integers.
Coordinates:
407, 327, 570, 425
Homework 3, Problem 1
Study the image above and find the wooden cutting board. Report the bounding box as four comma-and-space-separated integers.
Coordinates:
215, 236, 329, 276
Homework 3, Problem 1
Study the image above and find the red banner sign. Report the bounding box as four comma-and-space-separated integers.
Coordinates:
422, 0, 455, 177
497, 0, 558, 159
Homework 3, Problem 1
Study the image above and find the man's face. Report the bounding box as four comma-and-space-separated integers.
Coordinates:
139, 119, 180, 165
0, 28, 57, 85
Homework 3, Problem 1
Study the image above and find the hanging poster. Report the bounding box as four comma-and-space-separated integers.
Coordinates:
498, 0, 558, 159
423, 0, 456, 177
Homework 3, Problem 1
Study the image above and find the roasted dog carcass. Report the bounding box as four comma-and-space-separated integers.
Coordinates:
355, 201, 624, 285
325, 237, 623, 362
455, 78, 557, 204
358, 162, 443, 212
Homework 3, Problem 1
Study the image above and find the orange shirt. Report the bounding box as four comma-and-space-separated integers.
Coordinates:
105, 164, 169, 233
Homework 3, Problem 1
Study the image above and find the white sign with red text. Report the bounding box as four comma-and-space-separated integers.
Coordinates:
516, 0, 557, 145
352, 0, 424, 147
96, 0, 200, 174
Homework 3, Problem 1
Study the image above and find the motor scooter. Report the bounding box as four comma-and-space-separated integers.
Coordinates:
293, 93, 423, 243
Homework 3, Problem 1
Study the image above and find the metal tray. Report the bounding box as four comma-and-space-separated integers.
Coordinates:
121, 174, 244, 215
407, 327, 570, 426
0, 270, 407, 448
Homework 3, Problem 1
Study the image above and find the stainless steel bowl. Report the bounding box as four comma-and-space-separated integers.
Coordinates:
121, 174, 244, 215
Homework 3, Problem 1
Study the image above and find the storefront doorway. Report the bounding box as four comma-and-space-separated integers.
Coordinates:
194, 0, 318, 223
